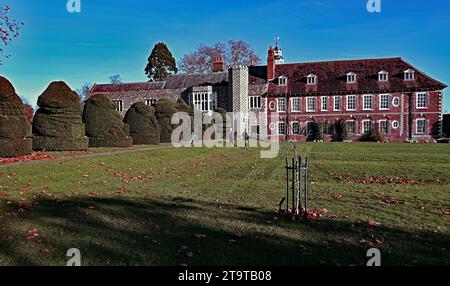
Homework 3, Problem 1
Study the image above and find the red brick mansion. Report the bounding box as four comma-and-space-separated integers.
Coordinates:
89, 43, 447, 142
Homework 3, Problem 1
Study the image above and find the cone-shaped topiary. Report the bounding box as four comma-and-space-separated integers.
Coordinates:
83, 94, 132, 147
0, 76, 32, 157
32, 81, 89, 151
154, 99, 179, 143
124, 102, 160, 145
215, 108, 228, 141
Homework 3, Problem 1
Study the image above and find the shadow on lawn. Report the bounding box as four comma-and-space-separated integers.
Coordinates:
1, 196, 449, 266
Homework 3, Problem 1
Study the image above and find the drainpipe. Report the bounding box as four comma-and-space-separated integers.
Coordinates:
407, 92, 413, 141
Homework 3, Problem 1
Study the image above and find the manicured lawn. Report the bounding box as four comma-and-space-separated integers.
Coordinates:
0, 143, 449, 266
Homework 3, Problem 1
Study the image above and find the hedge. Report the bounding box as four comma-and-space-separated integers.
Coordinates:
0, 76, 32, 157
82, 94, 132, 147
124, 102, 160, 145
32, 81, 89, 151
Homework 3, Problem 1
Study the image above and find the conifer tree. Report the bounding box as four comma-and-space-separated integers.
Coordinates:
145, 42, 177, 82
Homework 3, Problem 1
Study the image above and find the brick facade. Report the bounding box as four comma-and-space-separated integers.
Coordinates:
88, 44, 446, 143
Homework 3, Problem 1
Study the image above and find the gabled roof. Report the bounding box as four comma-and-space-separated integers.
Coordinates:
164, 72, 228, 89
91, 81, 165, 93
268, 57, 447, 95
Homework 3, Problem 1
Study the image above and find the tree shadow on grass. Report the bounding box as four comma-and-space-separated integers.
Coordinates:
0, 196, 449, 266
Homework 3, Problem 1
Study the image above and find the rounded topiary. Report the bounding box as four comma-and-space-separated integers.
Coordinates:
334, 119, 349, 142
82, 94, 132, 147
0, 76, 32, 158
124, 102, 160, 145
154, 99, 179, 143
32, 81, 89, 151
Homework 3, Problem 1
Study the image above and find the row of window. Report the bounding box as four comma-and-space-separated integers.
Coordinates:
113, 99, 156, 112
277, 69, 416, 86
271, 93, 428, 113
276, 119, 428, 136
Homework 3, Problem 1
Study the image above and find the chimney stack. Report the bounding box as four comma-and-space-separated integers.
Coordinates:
267, 46, 275, 81
212, 56, 225, 73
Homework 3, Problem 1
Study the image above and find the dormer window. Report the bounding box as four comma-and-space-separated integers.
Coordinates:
404, 69, 415, 81
346, 72, 357, 83
278, 76, 288, 86
378, 71, 389, 82
307, 74, 317, 85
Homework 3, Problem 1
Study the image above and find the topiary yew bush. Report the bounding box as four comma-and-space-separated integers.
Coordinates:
32, 81, 89, 151
124, 102, 160, 145
334, 119, 349, 142
0, 76, 32, 158
154, 99, 179, 143
82, 94, 132, 147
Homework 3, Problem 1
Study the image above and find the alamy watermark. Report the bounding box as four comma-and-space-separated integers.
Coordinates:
366, 248, 381, 266
170, 111, 280, 159
67, 248, 81, 266
67, 0, 81, 13
367, 0, 382, 13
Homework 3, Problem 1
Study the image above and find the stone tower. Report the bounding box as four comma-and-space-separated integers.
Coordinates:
229, 65, 249, 137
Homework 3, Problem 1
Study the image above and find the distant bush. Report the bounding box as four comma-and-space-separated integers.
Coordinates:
361, 122, 384, 142
124, 102, 160, 145
334, 119, 349, 142
309, 121, 324, 142
155, 99, 179, 143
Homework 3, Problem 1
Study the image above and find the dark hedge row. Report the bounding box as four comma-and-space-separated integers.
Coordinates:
83, 94, 133, 147
0, 76, 32, 158
154, 99, 179, 143
32, 81, 89, 151
124, 102, 160, 145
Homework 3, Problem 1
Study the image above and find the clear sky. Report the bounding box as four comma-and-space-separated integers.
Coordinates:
1, 0, 449, 112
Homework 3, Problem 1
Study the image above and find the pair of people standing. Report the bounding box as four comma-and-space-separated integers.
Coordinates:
228, 128, 250, 150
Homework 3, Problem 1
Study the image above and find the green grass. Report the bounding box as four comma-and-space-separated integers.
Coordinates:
0, 143, 449, 266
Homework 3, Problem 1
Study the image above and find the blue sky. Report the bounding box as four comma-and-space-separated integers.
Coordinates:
1, 0, 449, 112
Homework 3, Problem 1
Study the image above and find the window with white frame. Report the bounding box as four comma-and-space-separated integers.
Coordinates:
191, 92, 216, 112
277, 98, 286, 112
347, 95, 357, 111
291, 97, 301, 112
334, 96, 342, 111
307, 74, 317, 85
278, 122, 286, 135
416, 119, 427, 134
347, 72, 357, 83
363, 120, 373, 134
392, 97, 400, 107
347, 120, 356, 134
113, 100, 123, 112
378, 71, 389, 82
278, 76, 288, 86
392, 121, 399, 129
321, 97, 328, 111
145, 99, 156, 106
363, 95, 374, 110
292, 122, 300, 135
379, 120, 389, 134
306, 97, 316, 112
249, 96, 262, 109
379, 94, 390, 110
404, 69, 415, 81
416, 92, 428, 109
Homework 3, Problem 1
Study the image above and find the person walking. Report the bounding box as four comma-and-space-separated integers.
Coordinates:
191, 132, 197, 147
244, 129, 250, 150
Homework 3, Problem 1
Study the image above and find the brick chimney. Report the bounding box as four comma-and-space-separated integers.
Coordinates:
212, 56, 225, 73
267, 46, 275, 81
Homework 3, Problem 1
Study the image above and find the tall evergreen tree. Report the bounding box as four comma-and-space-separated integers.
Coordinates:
145, 42, 177, 82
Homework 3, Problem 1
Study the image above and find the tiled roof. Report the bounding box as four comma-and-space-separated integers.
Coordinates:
164, 72, 228, 89
91, 82, 165, 93
268, 57, 446, 95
